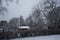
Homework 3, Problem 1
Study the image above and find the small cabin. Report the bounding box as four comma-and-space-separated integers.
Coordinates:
18, 26, 30, 30
17, 26, 30, 32
17, 26, 30, 37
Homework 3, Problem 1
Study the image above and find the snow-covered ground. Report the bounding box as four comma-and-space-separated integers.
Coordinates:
10, 35, 60, 40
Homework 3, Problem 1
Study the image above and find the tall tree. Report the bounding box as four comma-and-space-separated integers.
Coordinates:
32, 5, 45, 29
9, 18, 19, 28
43, 0, 60, 28
25, 17, 29, 26
25, 15, 33, 27
20, 16, 25, 26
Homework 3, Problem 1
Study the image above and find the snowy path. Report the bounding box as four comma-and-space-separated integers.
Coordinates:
10, 35, 60, 40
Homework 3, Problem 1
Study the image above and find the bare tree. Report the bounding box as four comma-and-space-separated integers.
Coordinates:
31, 0, 60, 29
42, 0, 60, 29
31, 5, 45, 29
25, 15, 33, 27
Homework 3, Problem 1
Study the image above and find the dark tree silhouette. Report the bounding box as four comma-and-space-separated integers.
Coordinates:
9, 18, 19, 28
20, 16, 25, 26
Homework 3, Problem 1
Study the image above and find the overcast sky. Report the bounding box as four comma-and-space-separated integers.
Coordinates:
0, 0, 42, 21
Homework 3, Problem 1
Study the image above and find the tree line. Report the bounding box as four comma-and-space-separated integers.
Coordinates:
0, 0, 60, 29
8, 0, 60, 29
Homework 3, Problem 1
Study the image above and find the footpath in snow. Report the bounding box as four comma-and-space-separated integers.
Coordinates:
10, 35, 60, 40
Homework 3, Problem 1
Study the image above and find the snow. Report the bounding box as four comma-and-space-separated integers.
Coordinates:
18, 26, 30, 29
10, 35, 60, 40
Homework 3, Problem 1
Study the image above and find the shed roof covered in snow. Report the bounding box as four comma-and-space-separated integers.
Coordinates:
18, 26, 30, 29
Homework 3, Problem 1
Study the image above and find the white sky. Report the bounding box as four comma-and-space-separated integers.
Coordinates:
0, 0, 42, 21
